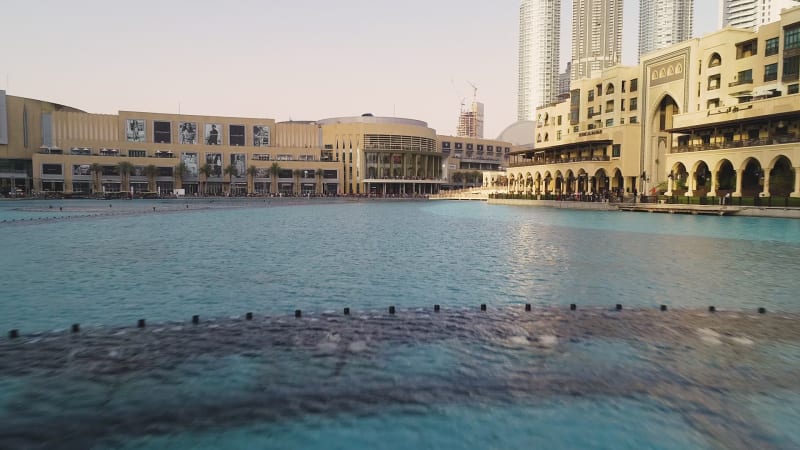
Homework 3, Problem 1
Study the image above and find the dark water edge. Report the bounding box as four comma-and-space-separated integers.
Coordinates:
1, 307, 798, 449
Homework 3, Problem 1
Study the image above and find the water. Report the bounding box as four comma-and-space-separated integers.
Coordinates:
1, 199, 799, 449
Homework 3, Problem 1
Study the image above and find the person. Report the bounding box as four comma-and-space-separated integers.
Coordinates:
633, 188, 638, 203
207, 124, 219, 145
724, 192, 731, 205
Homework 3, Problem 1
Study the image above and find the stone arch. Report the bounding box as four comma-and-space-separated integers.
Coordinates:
740, 157, 764, 197
605, 83, 615, 95
652, 94, 681, 132
714, 159, 736, 194
708, 52, 721, 68
690, 160, 712, 196
594, 168, 608, 192
768, 155, 794, 196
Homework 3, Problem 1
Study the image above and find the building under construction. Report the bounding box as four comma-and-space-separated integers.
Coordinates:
457, 100, 484, 139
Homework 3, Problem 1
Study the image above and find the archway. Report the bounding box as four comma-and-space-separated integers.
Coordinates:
769, 156, 794, 197
554, 170, 564, 196
594, 168, 608, 194
670, 162, 688, 194
612, 168, 624, 196
692, 161, 711, 196
741, 158, 764, 197
656, 95, 680, 132
716, 160, 736, 196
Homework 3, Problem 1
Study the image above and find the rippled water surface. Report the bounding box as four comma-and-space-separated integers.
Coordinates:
1, 199, 799, 449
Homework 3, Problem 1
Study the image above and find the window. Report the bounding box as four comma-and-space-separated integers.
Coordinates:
476, 144, 483, 152
630, 98, 638, 111
708, 74, 721, 90
789, 84, 800, 95
153, 121, 171, 144
557, 115, 562, 125
129, 149, 146, 158
587, 107, 594, 119
620, 118, 625, 124
42, 164, 62, 175
596, 84, 603, 96
630, 78, 638, 92
605, 83, 614, 95
605, 118, 614, 127
621, 99, 626, 111
455, 142, 463, 150
557, 130, 562, 140
588, 90, 595, 101
786, 23, 800, 50
466, 143, 473, 150
487, 145, 493, 152
605, 100, 614, 112
708, 53, 722, 67
621, 80, 626, 93
229, 125, 245, 146
612, 144, 620, 157
630, 116, 638, 124
732, 69, 753, 86
736, 39, 757, 59
784, 56, 800, 81
707, 98, 720, 109
764, 63, 778, 82
765, 37, 779, 56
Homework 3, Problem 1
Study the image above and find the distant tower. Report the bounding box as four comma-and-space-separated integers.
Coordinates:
458, 82, 484, 138
518, 0, 561, 121
639, 0, 694, 59
571, 0, 623, 81
719, 0, 800, 29
558, 62, 572, 98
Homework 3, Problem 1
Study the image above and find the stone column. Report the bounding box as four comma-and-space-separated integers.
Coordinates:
665, 176, 674, 196
733, 170, 742, 197
760, 168, 771, 197
685, 170, 694, 197
792, 167, 800, 198
707, 169, 717, 197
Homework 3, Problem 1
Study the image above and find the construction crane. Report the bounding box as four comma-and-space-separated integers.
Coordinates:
466, 81, 478, 104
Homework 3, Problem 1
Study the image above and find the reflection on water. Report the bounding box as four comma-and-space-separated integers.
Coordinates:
1, 200, 799, 448
0, 308, 798, 449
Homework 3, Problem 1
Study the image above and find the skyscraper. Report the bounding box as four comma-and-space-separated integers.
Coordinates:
571, 0, 623, 81
639, 0, 694, 59
457, 101, 485, 138
518, 0, 561, 121
719, 0, 800, 29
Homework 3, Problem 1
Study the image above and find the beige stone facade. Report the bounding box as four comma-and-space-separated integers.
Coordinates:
509, 6, 800, 200
508, 65, 642, 197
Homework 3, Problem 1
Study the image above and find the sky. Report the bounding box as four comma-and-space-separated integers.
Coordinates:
1, 1, 717, 138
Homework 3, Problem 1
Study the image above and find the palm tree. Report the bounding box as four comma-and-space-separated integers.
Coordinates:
90, 163, 102, 195
315, 168, 325, 195
117, 161, 135, 194
246, 165, 258, 195
144, 164, 158, 193
292, 169, 303, 196
269, 162, 281, 195
174, 161, 188, 190
199, 163, 213, 196
223, 164, 237, 195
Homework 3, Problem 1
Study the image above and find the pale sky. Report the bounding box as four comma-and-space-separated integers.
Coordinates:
1, 1, 717, 138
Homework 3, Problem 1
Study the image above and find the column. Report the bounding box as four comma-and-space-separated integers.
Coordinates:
792, 167, 800, 198
685, 169, 694, 197
760, 168, 771, 197
665, 175, 674, 196
707, 169, 717, 197
733, 170, 742, 197
587, 177, 593, 195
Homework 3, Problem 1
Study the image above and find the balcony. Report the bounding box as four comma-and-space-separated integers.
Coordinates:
673, 134, 799, 153
728, 79, 753, 87
509, 155, 610, 168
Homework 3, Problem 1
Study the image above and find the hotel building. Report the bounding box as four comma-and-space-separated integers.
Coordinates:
509, 5, 800, 200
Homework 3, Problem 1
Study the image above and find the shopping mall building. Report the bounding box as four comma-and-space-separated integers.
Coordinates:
0, 98, 510, 197
508, 6, 800, 200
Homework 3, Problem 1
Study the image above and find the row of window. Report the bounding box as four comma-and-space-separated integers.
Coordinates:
586, 79, 638, 102
731, 22, 800, 61
440, 142, 510, 153
42, 163, 338, 179
125, 119, 271, 147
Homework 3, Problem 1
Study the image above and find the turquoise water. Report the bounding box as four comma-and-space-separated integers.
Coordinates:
1, 199, 799, 449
